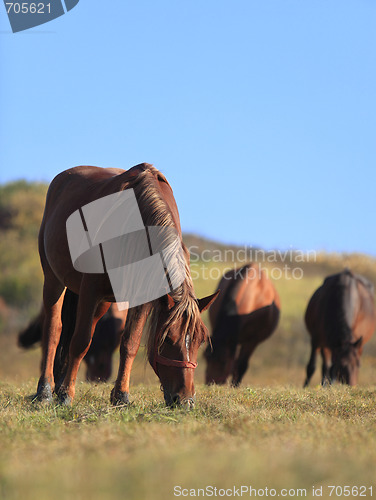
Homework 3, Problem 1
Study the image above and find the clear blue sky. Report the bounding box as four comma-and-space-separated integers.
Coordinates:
1, 1, 375, 255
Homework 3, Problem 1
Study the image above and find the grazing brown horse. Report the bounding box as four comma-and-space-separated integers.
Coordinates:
37, 164, 217, 407
18, 289, 127, 382
204, 263, 280, 386
304, 269, 376, 387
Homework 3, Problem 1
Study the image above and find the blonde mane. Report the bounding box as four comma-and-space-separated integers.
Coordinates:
122, 165, 205, 359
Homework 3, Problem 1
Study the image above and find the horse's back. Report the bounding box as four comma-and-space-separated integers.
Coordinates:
235, 264, 279, 315
44, 165, 149, 211
39, 164, 160, 292
210, 263, 280, 330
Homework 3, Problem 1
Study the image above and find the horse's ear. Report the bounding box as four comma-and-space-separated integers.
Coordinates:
352, 337, 363, 349
166, 293, 175, 310
197, 290, 220, 312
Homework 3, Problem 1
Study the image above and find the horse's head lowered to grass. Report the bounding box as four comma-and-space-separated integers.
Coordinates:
148, 292, 219, 408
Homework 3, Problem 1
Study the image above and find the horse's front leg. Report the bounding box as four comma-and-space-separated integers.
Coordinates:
111, 304, 151, 405
36, 278, 65, 402
58, 282, 110, 405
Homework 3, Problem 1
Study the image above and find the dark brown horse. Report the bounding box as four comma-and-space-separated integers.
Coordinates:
204, 263, 280, 386
18, 289, 127, 382
37, 164, 217, 407
304, 269, 376, 387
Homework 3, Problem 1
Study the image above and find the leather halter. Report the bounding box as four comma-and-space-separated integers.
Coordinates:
152, 334, 198, 376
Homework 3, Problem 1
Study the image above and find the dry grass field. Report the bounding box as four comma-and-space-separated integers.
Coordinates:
1, 248, 376, 499
1, 381, 376, 500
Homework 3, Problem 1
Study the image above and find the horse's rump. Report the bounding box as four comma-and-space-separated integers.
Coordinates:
210, 263, 280, 331
306, 269, 376, 349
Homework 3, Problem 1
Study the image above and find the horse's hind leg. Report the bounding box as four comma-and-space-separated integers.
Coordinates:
111, 304, 151, 405
321, 348, 331, 386
36, 274, 65, 401
303, 343, 317, 388
58, 279, 110, 405
231, 340, 257, 387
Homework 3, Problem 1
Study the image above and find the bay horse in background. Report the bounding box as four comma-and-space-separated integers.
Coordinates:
37, 164, 218, 407
18, 289, 127, 382
204, 263, 280, 386
304, 269, 376, 387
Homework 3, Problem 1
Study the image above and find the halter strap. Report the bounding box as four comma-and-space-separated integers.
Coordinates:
152, 336, 198, 375
154, 352, 198, 370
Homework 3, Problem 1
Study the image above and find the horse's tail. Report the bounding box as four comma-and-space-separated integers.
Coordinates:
54, 288, 79, 391
18, 310, 43, 348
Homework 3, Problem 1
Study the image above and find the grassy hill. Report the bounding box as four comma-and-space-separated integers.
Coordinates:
0, 181, 48, 330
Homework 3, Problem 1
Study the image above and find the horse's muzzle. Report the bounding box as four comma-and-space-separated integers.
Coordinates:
167, 393, 195, 409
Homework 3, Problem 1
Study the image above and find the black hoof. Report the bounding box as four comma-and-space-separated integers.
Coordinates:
110, 388, 129, 406
35, 381, 53, 403
57, 388, 72, 406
